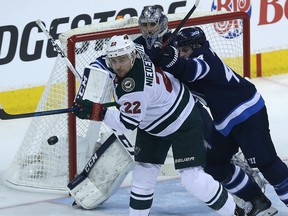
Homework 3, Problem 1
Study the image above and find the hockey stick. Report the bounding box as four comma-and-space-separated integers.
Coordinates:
36, 19, 82, 81
0, 102, 117, 120
161, 0, 200, 49
67, 133, 118, 189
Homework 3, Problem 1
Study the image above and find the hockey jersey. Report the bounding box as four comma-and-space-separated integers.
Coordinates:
166, 41, 265, 136
89, 45, 194, 137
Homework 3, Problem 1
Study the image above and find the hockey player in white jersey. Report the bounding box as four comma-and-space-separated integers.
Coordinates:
73, 34, 244, 215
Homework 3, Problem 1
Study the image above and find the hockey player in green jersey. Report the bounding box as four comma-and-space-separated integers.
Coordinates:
73, 34, 244, 216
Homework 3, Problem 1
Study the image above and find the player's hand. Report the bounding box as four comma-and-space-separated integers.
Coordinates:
73, 99, 106, 121
150, 44, 179, 68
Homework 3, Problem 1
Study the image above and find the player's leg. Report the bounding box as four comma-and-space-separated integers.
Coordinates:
234, 106, 288, 208
205, 117, 278, 215
129, 129, 171, 216
180, 167, 245, 215
172, 104, 244, 215
129, 162, 161, 216
204, 128, 264, 202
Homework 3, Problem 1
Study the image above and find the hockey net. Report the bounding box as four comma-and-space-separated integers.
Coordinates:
3, 11, 250, 193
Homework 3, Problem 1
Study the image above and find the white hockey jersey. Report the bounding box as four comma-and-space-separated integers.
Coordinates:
90, 46, 195, 137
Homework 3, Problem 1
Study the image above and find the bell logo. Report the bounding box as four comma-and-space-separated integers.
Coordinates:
211, 0, 252, 39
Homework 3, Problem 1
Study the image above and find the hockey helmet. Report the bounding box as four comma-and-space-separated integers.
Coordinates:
138, 5, 168, 49
105, 34, 136, 68
174, 27, 207, 49
106, 34, 136, 58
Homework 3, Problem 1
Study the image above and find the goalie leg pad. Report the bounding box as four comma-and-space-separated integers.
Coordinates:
69, 175, 106, 209
68, 138, 135, 209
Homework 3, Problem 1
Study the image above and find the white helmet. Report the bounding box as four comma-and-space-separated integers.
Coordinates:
106, 34, 136, 58
105, 34, 136, 68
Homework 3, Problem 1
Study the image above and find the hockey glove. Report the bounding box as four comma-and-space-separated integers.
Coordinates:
73, 99, 107, 121
150, 43, 179, 68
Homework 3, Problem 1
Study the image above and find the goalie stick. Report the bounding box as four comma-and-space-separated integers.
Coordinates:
0, 102, 117, 120
161, 0, 200, 49
36, 19, 82, 81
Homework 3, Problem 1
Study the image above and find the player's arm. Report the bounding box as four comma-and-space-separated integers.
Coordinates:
150, 45, 210, 82
174, 57, 210, 82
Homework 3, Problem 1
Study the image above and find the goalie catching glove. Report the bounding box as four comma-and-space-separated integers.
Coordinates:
149, 42, 179, 68
73, 99, 107, 121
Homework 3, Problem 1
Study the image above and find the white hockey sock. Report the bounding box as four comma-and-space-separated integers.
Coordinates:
180, 166, 236, 216
129, 163, 160, 216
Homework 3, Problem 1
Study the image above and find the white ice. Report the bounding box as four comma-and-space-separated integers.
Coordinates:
1, 74, 288, 216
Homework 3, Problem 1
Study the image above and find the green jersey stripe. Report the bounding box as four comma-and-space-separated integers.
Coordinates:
120, 113, 139, 130
148, 84, 190, 135
142, 83, 184, 131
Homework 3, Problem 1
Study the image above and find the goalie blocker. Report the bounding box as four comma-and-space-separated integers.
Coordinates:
67, 66, 135, 209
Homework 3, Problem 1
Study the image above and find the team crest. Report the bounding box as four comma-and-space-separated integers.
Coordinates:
121, 77, 135, 92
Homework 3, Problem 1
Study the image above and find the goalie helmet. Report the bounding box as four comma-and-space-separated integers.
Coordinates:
138, 5, 168, 49
174, 27, 207, 49
105, 34, 136, 68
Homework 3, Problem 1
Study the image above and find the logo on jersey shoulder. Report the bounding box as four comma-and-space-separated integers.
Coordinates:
122, 77, 135, 92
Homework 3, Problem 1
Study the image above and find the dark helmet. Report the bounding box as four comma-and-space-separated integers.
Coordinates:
138, 5, 168, 49
174, 27, 207, 49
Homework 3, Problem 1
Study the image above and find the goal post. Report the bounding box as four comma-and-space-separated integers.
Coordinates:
3, 11, 250, 193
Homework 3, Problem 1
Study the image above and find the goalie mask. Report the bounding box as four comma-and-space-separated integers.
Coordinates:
174, 27, 207, 49
138, 5, 168, 49
105, 34, 136, 71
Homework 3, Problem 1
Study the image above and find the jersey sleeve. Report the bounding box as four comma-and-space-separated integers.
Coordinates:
167, 55, 210, 82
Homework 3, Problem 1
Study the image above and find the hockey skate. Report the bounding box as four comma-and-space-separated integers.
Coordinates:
244, 194, 278, 216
